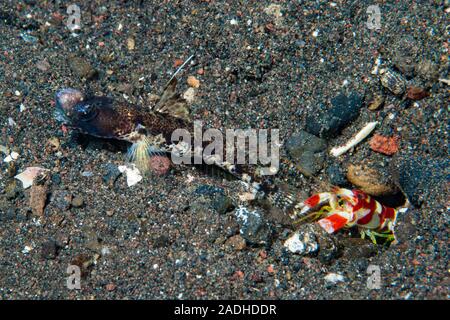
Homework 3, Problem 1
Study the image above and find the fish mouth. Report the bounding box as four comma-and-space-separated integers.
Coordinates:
53, 106, 71, 124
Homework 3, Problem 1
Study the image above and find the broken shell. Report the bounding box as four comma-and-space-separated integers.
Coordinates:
14, 167, 50, 189
118, 164, 143, 187
324, 273, 345, 284
284, 228, 319, 255
183, 87, 196, 104
3, 151, 19, 163
379, 69, 406, 95
127, 37, 135, 50
330, 121, 378, 157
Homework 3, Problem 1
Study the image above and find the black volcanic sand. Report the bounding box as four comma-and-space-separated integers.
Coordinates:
0, 1, 448, 299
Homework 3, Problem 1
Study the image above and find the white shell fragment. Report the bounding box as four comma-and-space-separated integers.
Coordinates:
3, 151, 20, 163
330, 121, 378, 157
284, 230, 319, 255
238, 191, 256, 202
22, 245, 33, 254
8, 117, 16, 127
183, 88, 196, 104
324, 273, 345, 284
118, 164, 143, 187
14, 167, 49, 189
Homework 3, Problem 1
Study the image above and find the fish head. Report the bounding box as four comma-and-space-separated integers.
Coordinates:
55, 88, 137, 139
54, 88, 86, 124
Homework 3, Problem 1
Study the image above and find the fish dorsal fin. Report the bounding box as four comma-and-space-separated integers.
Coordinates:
154, 78, 191, 122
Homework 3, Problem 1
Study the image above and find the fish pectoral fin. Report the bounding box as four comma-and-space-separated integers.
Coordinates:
155, 78, 191, 122
127, 135, 169, 174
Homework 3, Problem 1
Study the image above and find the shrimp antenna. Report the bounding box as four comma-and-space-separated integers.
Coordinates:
165, 54, 195, 87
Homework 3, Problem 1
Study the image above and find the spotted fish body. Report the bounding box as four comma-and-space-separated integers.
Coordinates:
54, 80, 269, 190
55, 83, 190, 144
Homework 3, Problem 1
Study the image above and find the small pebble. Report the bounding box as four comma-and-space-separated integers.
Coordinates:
406, 86, 429, 100
347, 163, 397, 196
36, 59, 50, 72
30, 184, 48, 216
68, 55, 97, 79
324, 273, 345, 284
369, 134, 399, 156
106, 283, 116, 291
127, 37, 135, 50
41, 240, 59, 260
187, 75, 200, 88
225, 235, 246, 251
149, 155, 171, 175
71, 196, 84, 208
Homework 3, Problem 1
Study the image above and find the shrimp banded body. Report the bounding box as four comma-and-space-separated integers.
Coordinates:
291, 187, 398, 243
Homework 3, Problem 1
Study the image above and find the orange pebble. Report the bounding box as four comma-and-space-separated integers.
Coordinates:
369, 134, 399, 156
173, 59, 184, 67
187, 75, 200, 88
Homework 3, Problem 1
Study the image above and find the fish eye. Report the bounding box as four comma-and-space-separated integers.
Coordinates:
75, 103, 98, 121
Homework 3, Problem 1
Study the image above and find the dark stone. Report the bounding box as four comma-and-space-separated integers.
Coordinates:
0, 204, 16, 222
194, 185, 224, 196
285, 130, 327, 177
295, 150, 326, 177
153, 235, 171, 248
340, 238, 376, 259
305, 92, 363, 138
326, 163, 348, 186
285, 130, 327, 158
51, 173, 61, 185
102, 164, 121, 186
234, 207, 273, 246
41, 240, 60, 260
211, 195, 234, 215
392, 157, 448, 207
